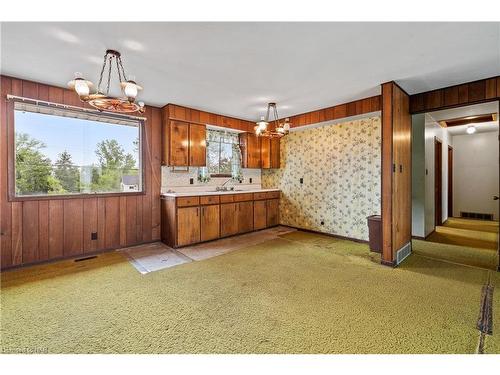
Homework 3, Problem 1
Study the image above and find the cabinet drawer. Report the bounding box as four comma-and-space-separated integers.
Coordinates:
176, 196, 200, 207
219, 194, 235, 203
200, 195, 220, 205
233, 193, 253, 202
266, 191, 280, 199
253, 192, 268, 200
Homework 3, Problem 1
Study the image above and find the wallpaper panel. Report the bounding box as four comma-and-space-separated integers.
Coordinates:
261, 117, 381, 241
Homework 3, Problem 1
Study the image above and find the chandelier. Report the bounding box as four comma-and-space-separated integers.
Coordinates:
68, 49, 144, 114
255, 102, 290, 138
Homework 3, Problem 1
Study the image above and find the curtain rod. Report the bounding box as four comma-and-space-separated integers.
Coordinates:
6, 94, 147, 122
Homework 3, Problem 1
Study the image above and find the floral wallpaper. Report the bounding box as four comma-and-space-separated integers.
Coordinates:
261, 117, 381, 241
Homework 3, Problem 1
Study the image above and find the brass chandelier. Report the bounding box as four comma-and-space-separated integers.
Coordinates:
255, 102, 290, 138
68, 49, 144, 114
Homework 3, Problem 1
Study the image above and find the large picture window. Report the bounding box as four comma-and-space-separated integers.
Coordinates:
206, 129, 242, 178
13, 101, 143, 197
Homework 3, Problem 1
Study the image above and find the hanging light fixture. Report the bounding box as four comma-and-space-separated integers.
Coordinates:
255, 102, 290, 138
68, 49, 144, 114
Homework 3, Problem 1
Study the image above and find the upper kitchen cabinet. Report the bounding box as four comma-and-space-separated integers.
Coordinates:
189, 123, 207, 166
239, 133, 261, 168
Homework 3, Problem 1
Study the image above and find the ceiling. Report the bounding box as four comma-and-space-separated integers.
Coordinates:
1, 22, 499, 120
426, 102, 499, 135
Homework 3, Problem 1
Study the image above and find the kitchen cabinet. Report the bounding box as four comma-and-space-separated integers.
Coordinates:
270, 138, 280, 168
220, 203, 238, 237
189, 123, 207, 166
169, 121, 189, 166
177, 206, 200, 246
161, 191, 280, 247
266, 199, 279, 227
261, 137, 271, 169
239, 133, 261, 168
201, 204, 220, 242
237, 201, 254, 233
253, 200, 267, 230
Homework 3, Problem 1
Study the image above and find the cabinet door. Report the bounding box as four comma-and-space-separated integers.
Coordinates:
253, 200, 267, 230
201, 204, 220, 242
189, 123, 207, 166
237, 201, 254, 234
177, 206, 200, 246
248, 133, 261, 168
220, 203, 238, 237
261, 137, 271, 169
270, 138, 280, 168
266, 199, 279, 227
170, 121, 189, 166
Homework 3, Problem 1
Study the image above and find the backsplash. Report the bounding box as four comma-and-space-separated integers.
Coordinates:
161, 167, 262, 193
262, 116, 381, 241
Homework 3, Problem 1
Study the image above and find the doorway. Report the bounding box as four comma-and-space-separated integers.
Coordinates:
448, 146, 453, 218
434, 137, 443, 228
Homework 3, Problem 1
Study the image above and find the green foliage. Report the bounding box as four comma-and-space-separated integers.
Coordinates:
15, 133, 57, 195
54, 150, 80, 193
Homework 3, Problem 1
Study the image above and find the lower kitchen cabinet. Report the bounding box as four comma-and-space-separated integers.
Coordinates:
237, 201, 254, 233
253, 200, 267, 230
220, 203, 238, 237
266, 199, 279, 227
161, 191, 280, 248
177, 206, 200, 246
201, 204, 220, 241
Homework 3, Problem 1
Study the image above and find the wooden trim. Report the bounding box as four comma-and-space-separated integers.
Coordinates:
410, 76, 500, 114
282, 95, 381, 129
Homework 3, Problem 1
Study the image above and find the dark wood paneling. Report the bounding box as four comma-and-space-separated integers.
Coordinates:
63, 199, 83, 256
0, 75, 162, 269
410, 76, 499, 113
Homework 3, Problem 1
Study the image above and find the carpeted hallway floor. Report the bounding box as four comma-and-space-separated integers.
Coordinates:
416, 218, 499, 270
1, 230, 498, 354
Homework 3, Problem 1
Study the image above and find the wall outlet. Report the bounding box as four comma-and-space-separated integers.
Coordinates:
249, 178, 253, 184
320, 221, 325, 226
91, 232, 98, 240
189, 178, 194, 185
300, 178, 304, 184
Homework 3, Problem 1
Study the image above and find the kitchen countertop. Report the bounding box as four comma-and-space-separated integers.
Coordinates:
161, 188, 280, 198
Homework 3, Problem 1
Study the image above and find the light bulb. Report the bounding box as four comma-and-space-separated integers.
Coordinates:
74, 79, 90, 97
466, 125, 476, 134
124, 81, 138, 99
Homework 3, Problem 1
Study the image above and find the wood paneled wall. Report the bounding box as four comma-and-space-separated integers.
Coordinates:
284, 95, 381, 128
410, 76, 500, 113
0, 76, 162, 269
164, 103, 256, 132
381, 82, 411, 266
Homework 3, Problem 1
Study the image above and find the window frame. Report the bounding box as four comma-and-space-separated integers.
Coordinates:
206, 128, 238, 178
7, 97, 146, 201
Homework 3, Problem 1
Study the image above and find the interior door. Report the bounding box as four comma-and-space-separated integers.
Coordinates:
237, 201, 254, 233
189, 123, 207, 166
435, 138, 443, 227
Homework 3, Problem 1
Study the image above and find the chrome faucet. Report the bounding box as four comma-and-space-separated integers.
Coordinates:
216, 178, 235, 192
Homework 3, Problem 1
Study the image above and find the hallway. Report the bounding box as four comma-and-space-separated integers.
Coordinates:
413, 218, 499, 270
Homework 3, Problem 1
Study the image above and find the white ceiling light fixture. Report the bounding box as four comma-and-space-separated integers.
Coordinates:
255, 102, 290, 138
68, 49, 144, 114
466, 125, 477, 134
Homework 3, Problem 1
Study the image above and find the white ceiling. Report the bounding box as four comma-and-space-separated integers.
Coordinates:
1, 22, 499, 120
426, 102, 499, 135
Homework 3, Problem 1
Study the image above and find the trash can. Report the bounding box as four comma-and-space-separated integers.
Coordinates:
367, 215, 381, 253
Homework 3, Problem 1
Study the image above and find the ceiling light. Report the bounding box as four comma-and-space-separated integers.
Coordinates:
68, 49, 144, 114
255, 103, 290, 138
466, 125, 476, 134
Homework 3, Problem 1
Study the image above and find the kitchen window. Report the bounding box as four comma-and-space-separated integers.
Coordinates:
206, 129, 242, 178
12, 100, 143, 198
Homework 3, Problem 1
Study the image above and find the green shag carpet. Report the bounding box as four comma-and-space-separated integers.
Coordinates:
0, 231, 495, 354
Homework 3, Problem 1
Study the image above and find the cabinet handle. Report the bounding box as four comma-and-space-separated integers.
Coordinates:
399, 164, 403, 173
196, 208, 199, 217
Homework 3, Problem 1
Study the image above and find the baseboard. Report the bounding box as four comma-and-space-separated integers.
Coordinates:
282, 225, 368, 244
412, 235, 425, 241
0, 240, 159, 272
381, 259, 397, 267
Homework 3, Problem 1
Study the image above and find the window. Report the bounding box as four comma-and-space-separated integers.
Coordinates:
206, 129, 242, 177
13, 101, 143, 197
